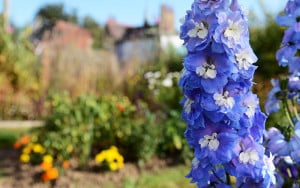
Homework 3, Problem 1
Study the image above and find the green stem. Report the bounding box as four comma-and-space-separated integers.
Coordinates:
226, 173, 231, 185
283, 100, 294, 140
283, 100, 295, 128
291, 98, 300, 121
212, 169, 225, 184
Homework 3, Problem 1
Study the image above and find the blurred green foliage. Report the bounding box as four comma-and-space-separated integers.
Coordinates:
31, 84, 191, 168
0, 21, 40, 119
82, 16, 105, 49
33, 94, 160, 167
250, 14, 286, 80
36, 4, 78, 24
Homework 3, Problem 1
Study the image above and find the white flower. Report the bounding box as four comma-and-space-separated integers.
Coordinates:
235, 49, 256, 70
283, 156, 294, 164
213, 91, 235, 109
192, 157, 200, 169
144, 72, 153, 79
239, 149, 259, 165
162, 77, 173, 87
262, 154, 276, 185
188, 22, 208, 39
224, 19, 243, 42
243, 97, 258, 118
196, 63, 217, 79
184, 98, 194, 114
199, 133, 219, 151
153, 71, 161, 78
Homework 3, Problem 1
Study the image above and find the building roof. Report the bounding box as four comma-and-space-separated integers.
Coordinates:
33, 20, 92, 50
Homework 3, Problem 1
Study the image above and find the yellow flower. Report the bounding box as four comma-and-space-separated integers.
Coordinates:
43, 155, 53, 163
33, 144, 45, 153
22, 146, 32, 154
95, 146, 124, 171
116, 154, 124, 163
109, 162, 119, 171
110, 146, 118, 151
95, 152, 105, 163
20, 154, 30, 163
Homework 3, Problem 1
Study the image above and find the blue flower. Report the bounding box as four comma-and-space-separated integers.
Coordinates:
265, 127, 290, 156
213, 10, 249, 54
276, 45, 296, 67
276, 7, 300, 27
183, 51, 233, 93
193, 0, 231, 16
288, 75, 300, 99
230, 137, 274, 188
186, 121, 239, 166
289, 122, 300, 165
179, 0, 271, 187
186, 162, 211, 187
265, 79, 281, 115
180, 8, 216, 52
181, 95, 205, 129
276, 23, 300, 74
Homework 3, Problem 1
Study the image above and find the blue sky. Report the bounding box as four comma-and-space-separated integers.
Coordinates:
0, 0, 287, 29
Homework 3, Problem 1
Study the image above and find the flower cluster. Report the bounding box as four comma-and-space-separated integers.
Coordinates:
14, 135, 71, 183
18, 141, 46, 163
40, 155, 59, 182
179, 0, 275, 187
14, 135, 30, 149
264, 0, 300, 186
144, 71, 180, 89
95, 146, 124, 171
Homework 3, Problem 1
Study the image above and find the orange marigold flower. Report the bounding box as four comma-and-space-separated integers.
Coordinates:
14, 142, 21, 149
40, 161, 53, 171
41, 167, 59, 182
116, 103, 125, 112
20, 136, 30, 145
62, 160, 70, 169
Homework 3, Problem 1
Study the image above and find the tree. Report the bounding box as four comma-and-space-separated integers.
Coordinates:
82, 16, 104, 49
250, 14, 286, 80
36, 4, 78, 24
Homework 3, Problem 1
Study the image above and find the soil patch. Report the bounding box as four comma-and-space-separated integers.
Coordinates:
0, 148, 177, 188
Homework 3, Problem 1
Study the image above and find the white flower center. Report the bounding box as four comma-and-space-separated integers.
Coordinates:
184, 98, 194, 114
196, 63, 216, 79
213, 91, 235, 109
192, 157, 200, 169
262, 154, 276, 184
239, 149, 259, 165
283, 156, 294, 164
224, 20, 243, 42
199, 133, 219, 151
235, 49, 255, 70
188, 22, 208, 39
244, 99, 258, 118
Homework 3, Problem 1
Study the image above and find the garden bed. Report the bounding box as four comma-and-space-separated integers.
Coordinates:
0, 148, 192, 188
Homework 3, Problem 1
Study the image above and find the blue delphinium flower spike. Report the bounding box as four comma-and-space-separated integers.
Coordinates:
179, 0, 275, 187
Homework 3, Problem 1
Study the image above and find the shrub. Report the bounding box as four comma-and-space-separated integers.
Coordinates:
33, 93, 160, 168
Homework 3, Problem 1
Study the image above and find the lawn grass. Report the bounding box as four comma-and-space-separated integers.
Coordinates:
0, 127, 31, 148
